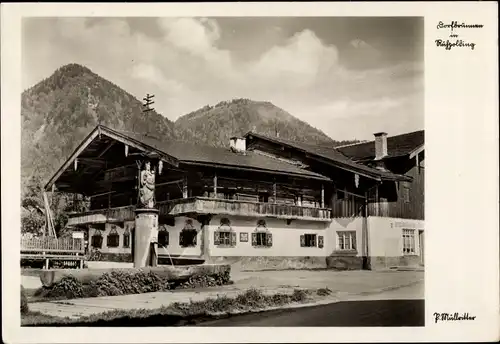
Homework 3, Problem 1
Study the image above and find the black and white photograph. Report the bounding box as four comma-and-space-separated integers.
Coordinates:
1, 2, 498, 343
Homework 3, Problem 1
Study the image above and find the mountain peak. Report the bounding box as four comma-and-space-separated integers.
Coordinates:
21, 64, 176, 188
56, 63, 93, 75
174, 98, 336, 147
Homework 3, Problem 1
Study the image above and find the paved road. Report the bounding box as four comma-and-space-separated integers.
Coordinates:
196, 299, 424, 327
196, 282, 425, 327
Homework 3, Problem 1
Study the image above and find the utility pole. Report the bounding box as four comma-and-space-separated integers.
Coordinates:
138, 93, 155, 133
142, 93, 155, 113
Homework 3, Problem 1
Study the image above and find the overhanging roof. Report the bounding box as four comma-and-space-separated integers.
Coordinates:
45, 125, 331, 193
244, 132, 412, 182
337, 130, 425, 162
44, 126, 180, 191
110, 128, 330, 182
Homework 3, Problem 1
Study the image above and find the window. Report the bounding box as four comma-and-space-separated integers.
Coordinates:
252, 231, 272, 247
214, 231, 237, 246
300, 234, 317, 247
180, 229, 197, 247
179, 219, 197, 247
252, 220, 272, 247
214, 218, 237, 247
402, 229, 416, 255
107, 226, 120, 247
337, 231, 356, 251
258, 193, 269, 203
158, 226, 169, 247
123, 227, 131, 248
91, 230, 103, 248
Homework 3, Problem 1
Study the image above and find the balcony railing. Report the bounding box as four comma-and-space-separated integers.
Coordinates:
158, 197, 332, 222
68, 197, 332, 225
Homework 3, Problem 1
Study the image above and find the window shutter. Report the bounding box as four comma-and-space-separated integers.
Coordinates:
318, 236, 324, 248
266, 233, 273, 247
252, 233, 257, 246
214, 231, 220, 245
231, 232, 237, 246
193, 231, 197, 246
312, 235, 317, 247
351, 234, 357, 250
300, 235, 305, 247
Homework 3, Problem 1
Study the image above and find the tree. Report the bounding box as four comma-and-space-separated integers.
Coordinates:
20, 174, 79, 237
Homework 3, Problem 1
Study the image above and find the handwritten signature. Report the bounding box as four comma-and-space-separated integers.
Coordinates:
433, 312, 476, 323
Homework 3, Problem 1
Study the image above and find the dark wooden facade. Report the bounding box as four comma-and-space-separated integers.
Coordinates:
375, 155, 425, 220
52, 126, 423, 227
246, 135, 424, 220
54, 126, 333, 226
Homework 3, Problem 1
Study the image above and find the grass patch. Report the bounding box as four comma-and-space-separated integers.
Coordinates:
22, 288, 315, 326
21, 286, 29, 315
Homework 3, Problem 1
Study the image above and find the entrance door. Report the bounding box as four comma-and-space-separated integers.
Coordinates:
418, 230, 424, 265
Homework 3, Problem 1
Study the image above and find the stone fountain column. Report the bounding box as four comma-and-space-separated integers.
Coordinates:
134, 159, 159, 268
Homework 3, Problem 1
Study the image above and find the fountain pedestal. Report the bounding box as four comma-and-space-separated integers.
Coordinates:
134, 208, 159, 268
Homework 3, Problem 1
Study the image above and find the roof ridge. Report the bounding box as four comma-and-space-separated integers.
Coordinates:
334, 141, 370, 149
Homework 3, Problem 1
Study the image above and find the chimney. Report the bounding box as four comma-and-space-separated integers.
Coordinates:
374, 132, 388, 160
230, 136, 246, 153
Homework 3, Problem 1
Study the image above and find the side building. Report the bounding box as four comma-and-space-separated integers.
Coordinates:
244, 130, 425, 270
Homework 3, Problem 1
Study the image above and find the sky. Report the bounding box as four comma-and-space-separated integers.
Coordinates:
22, 17, 424, 141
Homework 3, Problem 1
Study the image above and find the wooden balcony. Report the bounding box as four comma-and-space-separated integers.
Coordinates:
67, 197, 332, 225
158, 197, 332, 222
67, 205, 135, 226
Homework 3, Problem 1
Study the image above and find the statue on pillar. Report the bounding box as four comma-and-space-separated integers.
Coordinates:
138, 160, 156, 208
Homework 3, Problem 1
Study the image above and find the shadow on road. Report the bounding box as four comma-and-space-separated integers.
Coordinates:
197, 300, 425, 327
25, 299, 424, 327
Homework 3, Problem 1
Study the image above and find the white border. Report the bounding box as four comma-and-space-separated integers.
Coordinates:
2, 2, 499, 343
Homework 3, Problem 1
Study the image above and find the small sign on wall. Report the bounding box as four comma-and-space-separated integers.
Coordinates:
72, 232, 84, 239
392, 221, 424, 230
240, 232, 248, 242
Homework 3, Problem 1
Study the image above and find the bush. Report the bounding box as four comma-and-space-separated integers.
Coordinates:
316, 287, 332, 296
175, 270, 231, 289
91, 271, 171, 297
291, 289, 309, 302
21, 286, 29, 314
35, 275, 84, 299
34, 269, 232, 301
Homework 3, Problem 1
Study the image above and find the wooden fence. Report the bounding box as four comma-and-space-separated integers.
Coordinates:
21, 237, 84, 254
